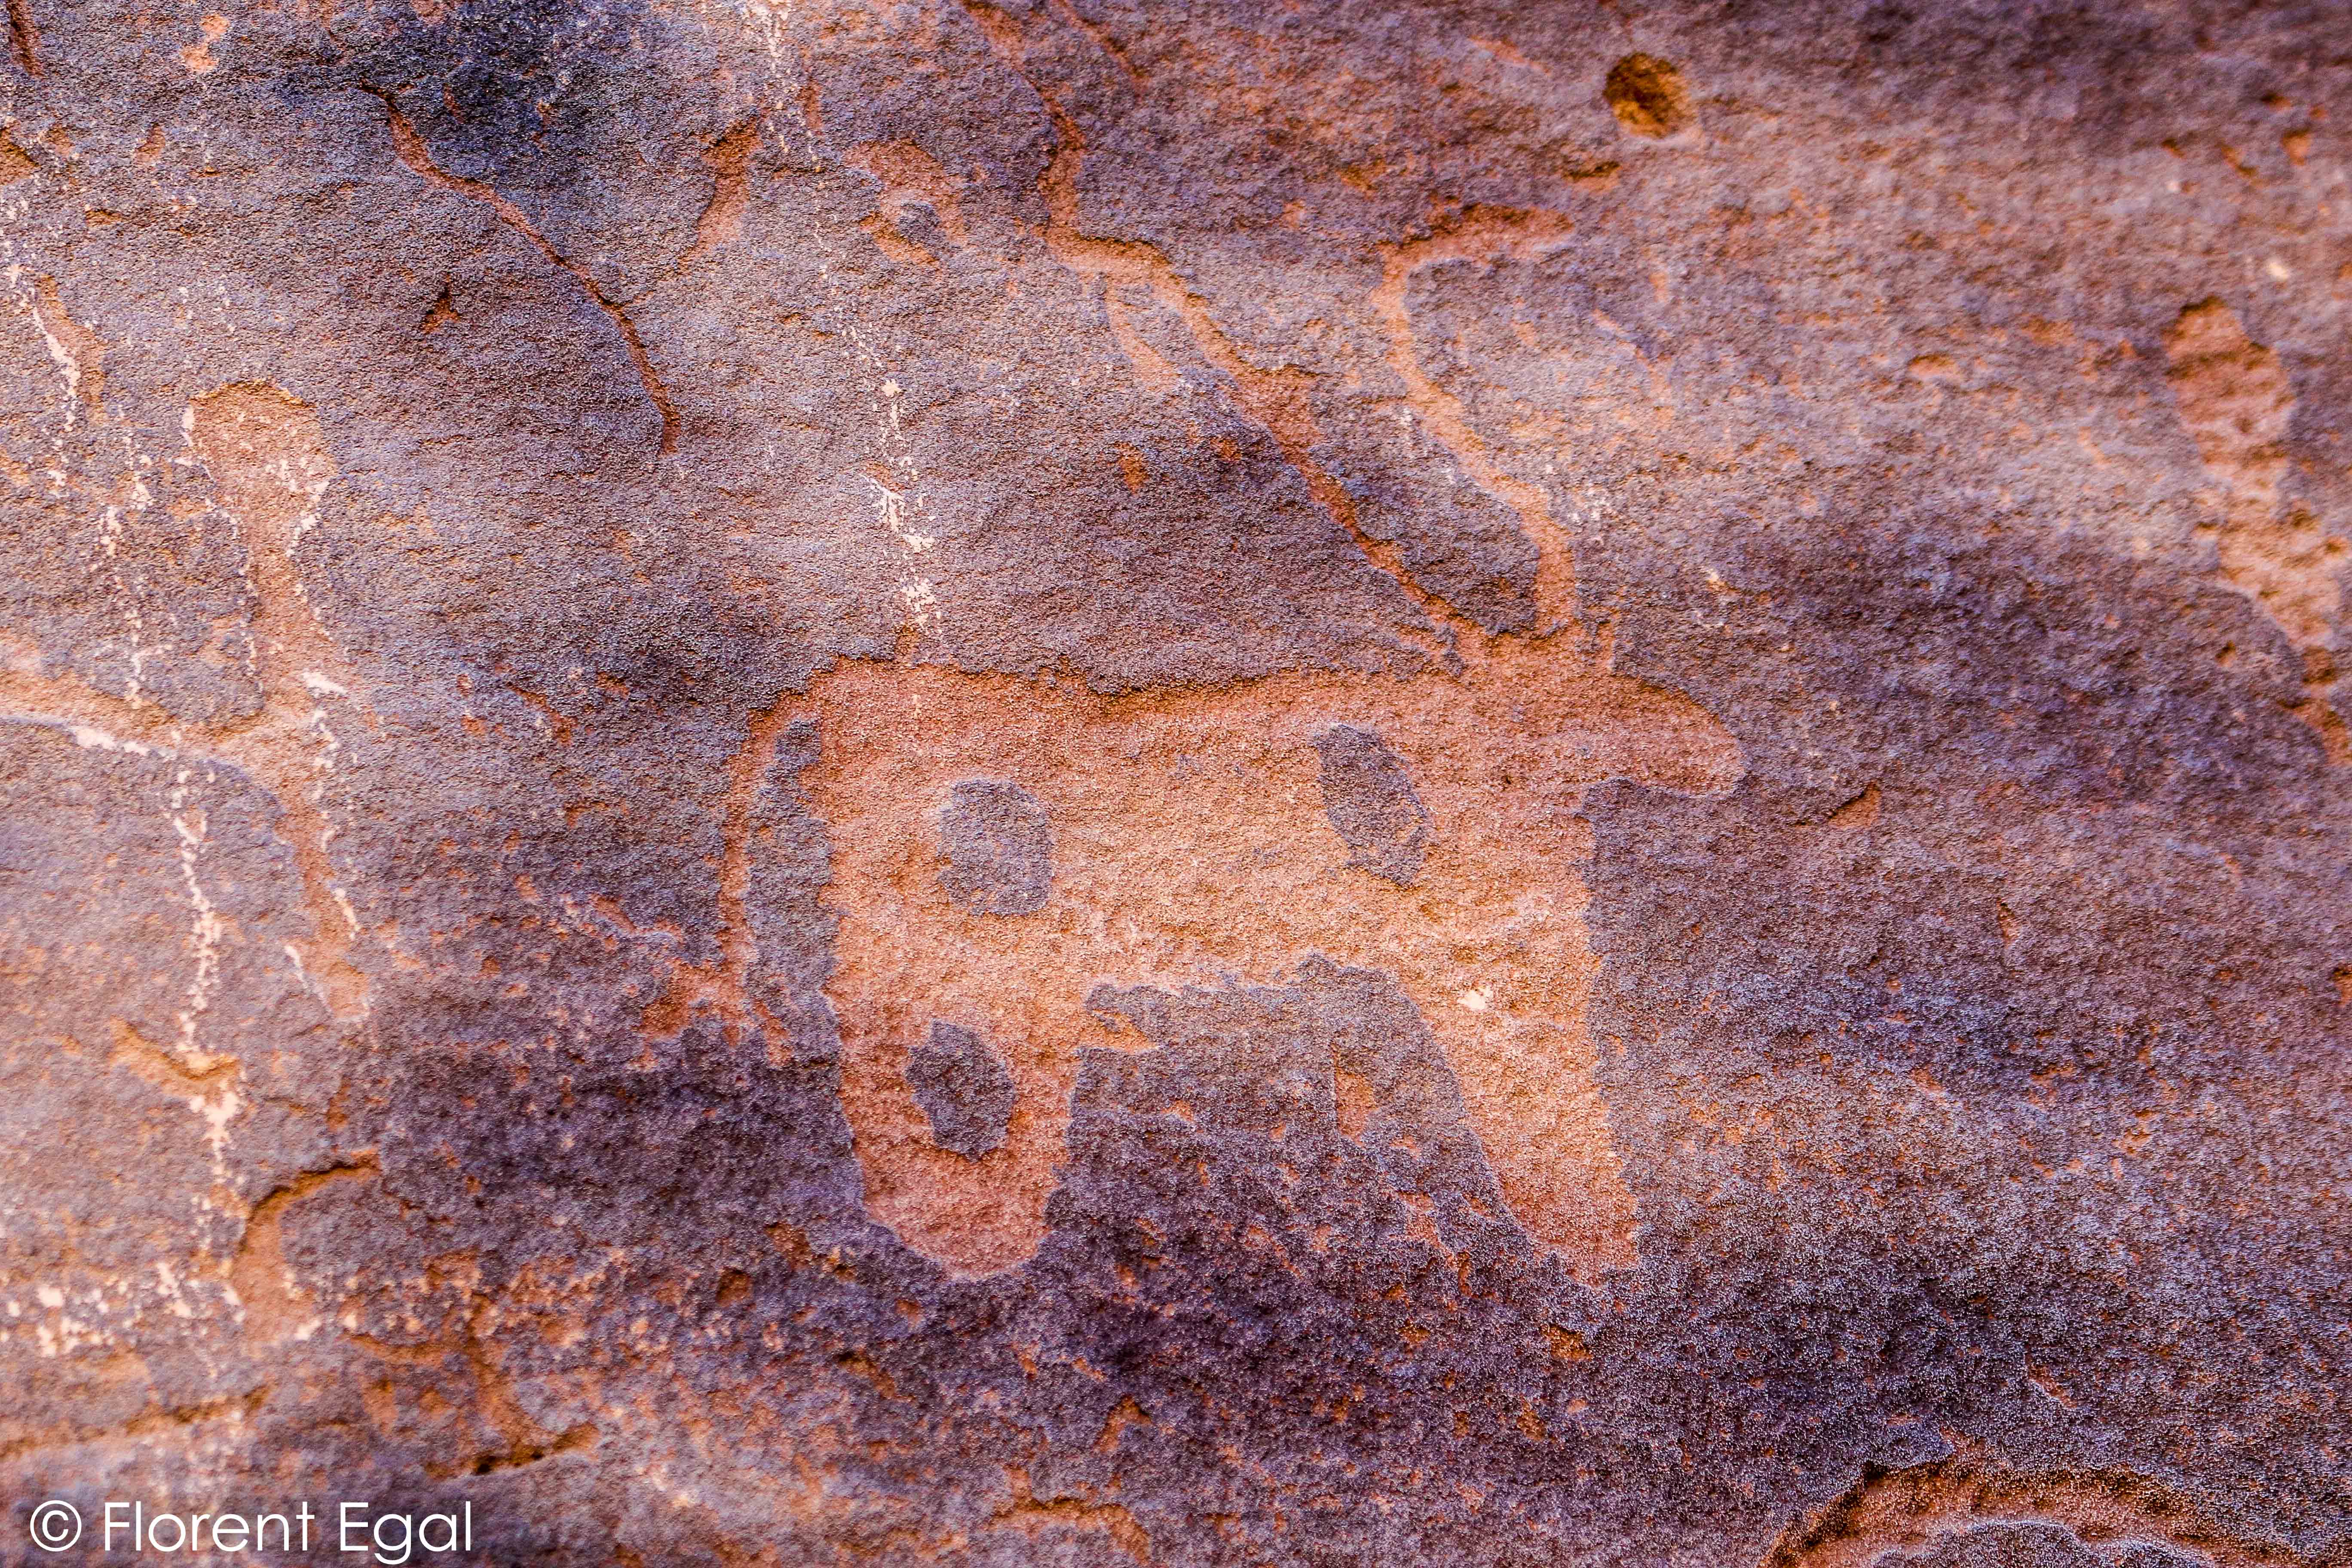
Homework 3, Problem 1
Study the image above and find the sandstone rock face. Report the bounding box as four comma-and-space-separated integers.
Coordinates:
1, 0, 2348, 1562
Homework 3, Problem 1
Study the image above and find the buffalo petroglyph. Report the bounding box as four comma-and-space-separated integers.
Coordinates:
768, 519, 1742, 1279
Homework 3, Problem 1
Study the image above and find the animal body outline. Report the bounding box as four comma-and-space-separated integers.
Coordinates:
796, 616, 1742, 1281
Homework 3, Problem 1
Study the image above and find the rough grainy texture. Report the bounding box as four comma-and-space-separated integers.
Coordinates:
909, 1020, 1018, 1158
937, 778, 1056, 918
1, 0, 2349, 1563
1313, 724, 1433, 886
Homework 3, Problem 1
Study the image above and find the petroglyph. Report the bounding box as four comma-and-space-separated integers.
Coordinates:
183, 383, 376, 1020
610, 18, 1730, 1287
802, 635, 1737, 1278
26, 274, 103, 422
1368, 205, 1582, 629
794, 524, 1740, 1277
960, 0, 1462, 655
8, 3, 2348, 1559
0, 383, 377, 1025
2165, 298, 2347, 760
1874, 1525, 2205, 1568
663, 2, 1753, 1280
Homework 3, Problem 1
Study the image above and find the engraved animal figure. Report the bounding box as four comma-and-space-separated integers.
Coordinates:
794, 530, 1743, 1281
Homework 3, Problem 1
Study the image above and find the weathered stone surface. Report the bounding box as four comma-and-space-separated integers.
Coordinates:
1313, 723, 1432, 885
2, 0, 2349, 1563
938, 777, 1056, 916
909, 1019, 1019, 1158
1874, 1520, 2204, 1568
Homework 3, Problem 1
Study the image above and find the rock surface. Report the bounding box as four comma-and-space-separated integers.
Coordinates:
1, 0, 2349, 1563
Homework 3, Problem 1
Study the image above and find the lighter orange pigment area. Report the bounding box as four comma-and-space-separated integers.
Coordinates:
185, 383, 373, 1020
2165, 297, 2348, 760
801, 631, 1741, 1280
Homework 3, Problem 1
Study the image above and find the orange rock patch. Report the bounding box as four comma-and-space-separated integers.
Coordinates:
799, 629, 1740, 1279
